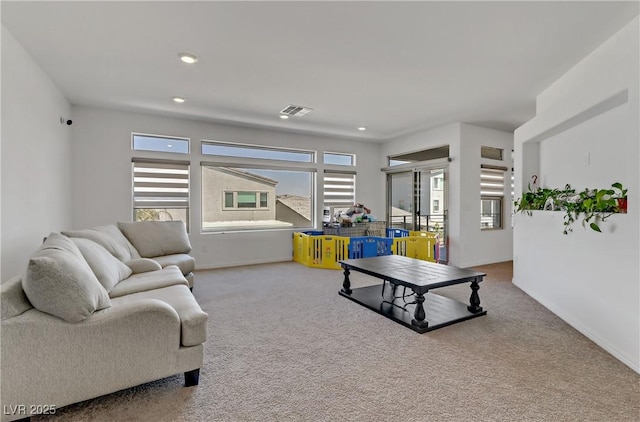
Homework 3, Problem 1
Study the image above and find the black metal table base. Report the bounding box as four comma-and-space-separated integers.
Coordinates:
339, 284, 487, 333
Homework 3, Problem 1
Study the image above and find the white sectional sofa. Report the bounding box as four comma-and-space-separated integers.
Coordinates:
0, 221, 207, 422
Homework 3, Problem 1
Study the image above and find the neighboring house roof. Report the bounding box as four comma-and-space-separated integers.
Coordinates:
390, 206, 411, 216
215, 167, 279, 186
276, 195, 311, 220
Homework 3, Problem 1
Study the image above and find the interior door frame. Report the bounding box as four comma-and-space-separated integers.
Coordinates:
384, 159, 450, 263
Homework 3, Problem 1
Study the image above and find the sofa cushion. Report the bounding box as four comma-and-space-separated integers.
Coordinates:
1, 276, 33, 320
117, 221, 191, 258
23, 233, 111, 323
152, 253, 195, 275
62, 224, 140, 262
125, 258, 163, 274
71, 238, 132, 292
111, 284, 208, 347
109, 265, 188, 298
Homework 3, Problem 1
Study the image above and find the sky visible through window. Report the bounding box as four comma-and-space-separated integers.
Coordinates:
324, 152, 354, 166
133, 135, 189, 154
246, 168, 311, 197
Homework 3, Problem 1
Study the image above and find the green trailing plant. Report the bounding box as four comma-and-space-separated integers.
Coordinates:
514, 180, 627, 235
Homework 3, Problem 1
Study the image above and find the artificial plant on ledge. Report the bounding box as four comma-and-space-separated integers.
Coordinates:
514, 178, 627, 234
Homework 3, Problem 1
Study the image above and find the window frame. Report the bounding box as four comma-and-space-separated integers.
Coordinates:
132, 133, 190, 154
480, 165, 506, 230
323, 169, 357, 214
480, 145, 504, 161
222, 190, 271, 210
323, 151, 356, 166
481, 196, 503, 230
433, 199, 440, 213
202, 140, 315, 163
433, 176, 443, 191
200, 152, 318, 233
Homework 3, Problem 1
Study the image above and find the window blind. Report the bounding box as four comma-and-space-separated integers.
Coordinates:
132, 159, 190, 209
480, 166, 505, 197
323, 170, 356, 207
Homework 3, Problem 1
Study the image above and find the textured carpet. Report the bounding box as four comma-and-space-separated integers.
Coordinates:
35, 261, 639, 421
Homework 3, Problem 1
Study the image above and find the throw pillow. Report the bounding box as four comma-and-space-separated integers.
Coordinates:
62, 224, 140, 262
72, 238, 132, 292
23, 233, 111, 323
117, 221, 191, 258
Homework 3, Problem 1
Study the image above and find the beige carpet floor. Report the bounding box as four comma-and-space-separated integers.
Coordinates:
35, 261, 639, 421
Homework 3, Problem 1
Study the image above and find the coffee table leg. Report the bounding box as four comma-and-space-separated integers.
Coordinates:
467, 279, 483, 313
411, 291, 428, 328
341, 267, 352, 295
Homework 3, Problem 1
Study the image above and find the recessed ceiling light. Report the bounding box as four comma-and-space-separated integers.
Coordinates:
279, 114, 289, 120
357, 126, 367, 131
173, 96, 186, 103
179, 53, 198, 64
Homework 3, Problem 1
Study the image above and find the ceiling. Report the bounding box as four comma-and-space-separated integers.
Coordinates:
2, 1, 638, 142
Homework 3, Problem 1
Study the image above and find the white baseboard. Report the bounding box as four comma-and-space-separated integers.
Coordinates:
195, 257, 292, 271
513, 277, 640, 374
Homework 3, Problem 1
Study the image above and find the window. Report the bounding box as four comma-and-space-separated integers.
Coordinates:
324, 152, 355, 166
198, 142, 362, 232
433, 199, 440, 213
480, 165, 506, 230
389, 145, 450, 166
323, 170, 356, 215
201, 141, 317, 231
481, 198, 502, 229
223, 191, 269, 209
132, 158, 190, 229
132, 133, 189, 154
237, 192, 257, 208
224, 192, 234, 208
202, 141, 313, 162
432, 177, 443, 190
481, 145, 503, 161
202, 166, 314, 231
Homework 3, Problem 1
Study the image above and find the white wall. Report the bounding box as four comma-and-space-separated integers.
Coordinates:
459, 124, 514, 267
380, 122, 514, 268
70, 106, 384, 269
513, 17, 639, 373
1, 26, 73, 281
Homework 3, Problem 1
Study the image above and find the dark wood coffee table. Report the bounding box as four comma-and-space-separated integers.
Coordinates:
339, 255, 487, 333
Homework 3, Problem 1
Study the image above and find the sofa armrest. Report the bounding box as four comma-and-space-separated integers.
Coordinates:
1, 299, 183, 418
125, 258, 163, 274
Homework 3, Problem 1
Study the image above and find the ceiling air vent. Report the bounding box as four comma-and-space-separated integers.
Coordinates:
280, 105, 313, 117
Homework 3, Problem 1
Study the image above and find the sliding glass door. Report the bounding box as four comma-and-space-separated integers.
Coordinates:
386, 166, 449, 263
388, 171, 415, 229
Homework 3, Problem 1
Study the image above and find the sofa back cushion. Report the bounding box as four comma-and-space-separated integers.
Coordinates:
71, 238, 133, 292
117, 221, 191, 258
1, 276, 33, 320
62, 224, 140, 262
22, 233, 111, 323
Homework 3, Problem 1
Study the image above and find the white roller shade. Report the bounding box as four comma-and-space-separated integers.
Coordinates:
323, 170, 356, 207
480, 166, 505, 197
133, 159, 189, 209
